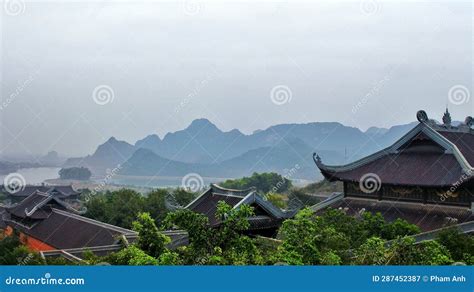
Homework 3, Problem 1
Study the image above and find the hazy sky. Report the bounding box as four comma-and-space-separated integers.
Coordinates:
1, 0, 472, 157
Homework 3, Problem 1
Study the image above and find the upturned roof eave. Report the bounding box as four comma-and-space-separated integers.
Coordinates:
314, 121, 473, 176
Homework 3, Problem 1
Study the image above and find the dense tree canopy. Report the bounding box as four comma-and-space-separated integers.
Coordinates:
84, 188, 196, 228
220, 172, 292, 194
4, 204, 473, 266
3, 171, 472, 267
59, 167, 92, 180
0, 234, 44, 265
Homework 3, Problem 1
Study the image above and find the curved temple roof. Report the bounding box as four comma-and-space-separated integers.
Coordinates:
186, 184, 297, 227
314, 110, 474, 186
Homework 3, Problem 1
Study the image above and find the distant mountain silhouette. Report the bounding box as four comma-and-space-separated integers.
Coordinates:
64, 137, 135, 173
64, 119, 418, 180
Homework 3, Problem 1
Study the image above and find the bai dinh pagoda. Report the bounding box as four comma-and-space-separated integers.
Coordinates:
314, 110, 473, 231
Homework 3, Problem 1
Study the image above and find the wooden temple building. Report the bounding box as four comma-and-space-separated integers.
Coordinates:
186, 184, 297, 237
0, 191, 187, 262
0, 184, 81, 205
314, 110, 474, 231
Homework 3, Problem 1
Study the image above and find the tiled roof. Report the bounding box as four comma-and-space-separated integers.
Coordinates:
6, 191, 80, 219
320, 152, 463, 186
187, 184, 292, 229
319, 197, 474, 232
6, 208, 136, 250
188, 192, 243, 225
7, 192, 57, 219
439, 131, 474, 166
1, 185, 80, 198
315, 112, 474, 187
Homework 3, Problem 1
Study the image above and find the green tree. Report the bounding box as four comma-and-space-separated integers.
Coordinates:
164, 202, 262, 265
107, 246, 158, 266
276, 208, 321, 265
436, 228, 474, 263
0, 235, 44, 265
85, 189, 145, 229
132, 212, 170, 258
58, 167, 92, 180
220, 172, 293, 194
353, 237, 387, 265
163, 209, 213, 257
144, 189, 169, 223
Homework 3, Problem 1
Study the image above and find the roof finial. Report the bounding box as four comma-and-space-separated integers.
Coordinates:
465, 116, 473, 128
313, 153, 322, 165
442, 107, 452, 126
416, 110, 429, 123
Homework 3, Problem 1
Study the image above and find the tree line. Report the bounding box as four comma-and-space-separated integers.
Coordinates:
0, 172, 472, 266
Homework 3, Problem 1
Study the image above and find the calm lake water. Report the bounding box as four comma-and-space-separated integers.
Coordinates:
0, 168, 312, 189
0, 167, 61, 185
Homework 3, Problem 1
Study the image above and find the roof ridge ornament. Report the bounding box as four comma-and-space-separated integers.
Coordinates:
313, 153, 322, 165
417, 110, 429, 123
442, 107, 452, 126
465, 116, 473, 128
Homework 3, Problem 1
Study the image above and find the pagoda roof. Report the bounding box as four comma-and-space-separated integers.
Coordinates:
186, 184, 296, 227
3, 192, 136, 249
315, 196, 474, 232
6, 191, 85, 219
1, 185, 81, 198
314, 110, 474, 187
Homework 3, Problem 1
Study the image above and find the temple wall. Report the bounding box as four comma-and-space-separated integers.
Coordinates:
19, 232, 56, 251
3, 225, 56, 251
344, 182, 472, 207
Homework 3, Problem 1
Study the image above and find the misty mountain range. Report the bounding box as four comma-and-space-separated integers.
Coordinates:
63, 119, 418, 180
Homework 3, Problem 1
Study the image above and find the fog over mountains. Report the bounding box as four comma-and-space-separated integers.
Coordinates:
63, 119, 417, 180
